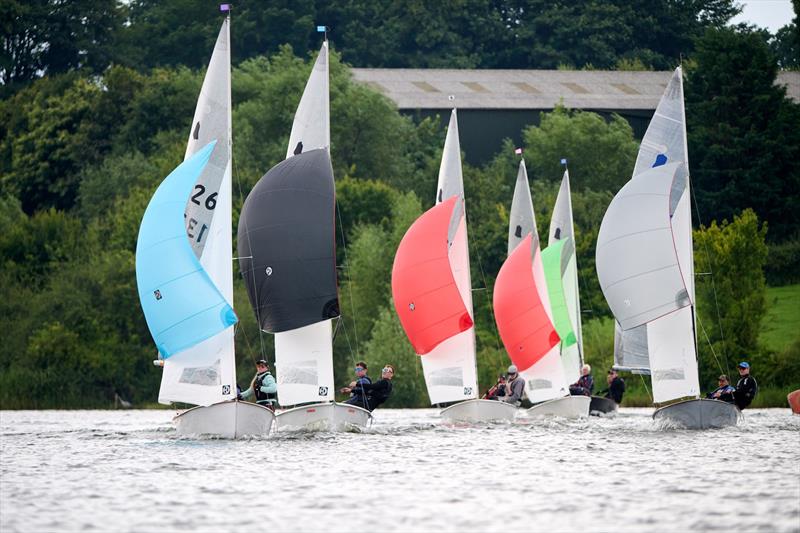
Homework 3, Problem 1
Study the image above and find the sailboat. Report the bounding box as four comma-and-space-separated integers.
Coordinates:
494, 160, 590, 418
237, 37, 372, 431
595, 66, 740, 429
136, 12, 275, 438
392, 109, 516, 423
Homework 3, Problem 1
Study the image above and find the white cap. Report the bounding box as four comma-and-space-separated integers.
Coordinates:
508, 365, 518, 374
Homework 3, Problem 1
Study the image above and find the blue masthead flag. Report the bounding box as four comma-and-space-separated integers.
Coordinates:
560, 158, 568, 165
317, 25, 327, 32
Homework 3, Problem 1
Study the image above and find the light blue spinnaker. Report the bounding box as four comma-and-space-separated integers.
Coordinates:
136, 140, 237, 358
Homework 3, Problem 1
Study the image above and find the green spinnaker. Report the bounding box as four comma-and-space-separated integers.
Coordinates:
541, 239, 577, 347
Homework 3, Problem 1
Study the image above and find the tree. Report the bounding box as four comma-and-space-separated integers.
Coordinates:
686, 27, 800, 242
694, 209, 768, 388
521, 105, 639, 193
114, 0, 317, 71
0, 0, 122, 89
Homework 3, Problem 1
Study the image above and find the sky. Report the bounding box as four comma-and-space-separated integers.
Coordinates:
730, 0, 796, 32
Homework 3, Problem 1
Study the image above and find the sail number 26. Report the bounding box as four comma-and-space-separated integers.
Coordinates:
185, 184, 218, 245
191, 184, 217, 210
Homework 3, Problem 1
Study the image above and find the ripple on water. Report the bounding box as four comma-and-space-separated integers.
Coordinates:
0, 409, 798, 532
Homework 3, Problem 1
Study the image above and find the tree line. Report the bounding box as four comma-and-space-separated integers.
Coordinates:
0, 2, 798, 408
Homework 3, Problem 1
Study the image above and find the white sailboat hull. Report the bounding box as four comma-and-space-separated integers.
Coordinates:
653, 398, 741, 429
589, 395, 619, 416
174, 400, 275, 438
275, 402, 372, 432
439, 399, 518, 423
524, 395, 590, 419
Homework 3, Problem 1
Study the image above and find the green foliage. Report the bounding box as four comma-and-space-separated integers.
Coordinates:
694, 209, 769, 385
358, 305, 428, 408
764, 238, 800, 286
3, 25, 799, 408
760, 284, 800, 353
521, 105, 639, 193
334, 190, 422, 384
686, 26, 800, 242
0, 0, 121, 87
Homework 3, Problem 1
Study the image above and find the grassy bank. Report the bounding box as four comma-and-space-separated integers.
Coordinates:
761, 284, 800, 352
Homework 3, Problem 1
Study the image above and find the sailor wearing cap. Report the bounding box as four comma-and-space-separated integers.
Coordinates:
500, 365, 525, 407
733, 361, 758, 410
706, 374, 735, 403
238, 359, 278, 410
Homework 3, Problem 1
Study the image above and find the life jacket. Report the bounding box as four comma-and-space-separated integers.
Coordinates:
254, 371, 277, 405
352, 376, 372, 397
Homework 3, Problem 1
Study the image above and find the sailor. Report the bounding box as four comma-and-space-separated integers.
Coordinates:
483, 374, 507, 400
343, 364, 395, 411
500, 365, 525, 406
238, 359, 278, 410
733, 361, 758, 410
569, 364, 594, 396
341, 361, 371, 409
600, 369, 626, 404
706, 374, 735, 403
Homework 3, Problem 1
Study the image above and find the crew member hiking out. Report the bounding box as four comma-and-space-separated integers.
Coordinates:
733, 361, 758, 410
341, 361, 371, 409
343, 364, 395, 411
599, 369, 625, 404
500, 365, 525, 407
239, 359, 278, 410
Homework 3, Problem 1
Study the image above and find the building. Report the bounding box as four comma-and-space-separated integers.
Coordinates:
351, 68, 800, 164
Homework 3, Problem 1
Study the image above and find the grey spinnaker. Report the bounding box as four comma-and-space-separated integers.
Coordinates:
237, 148, 339, 333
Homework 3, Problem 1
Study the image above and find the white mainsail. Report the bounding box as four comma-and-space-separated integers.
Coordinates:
421, 109, 479, 405
548, 170, 583, 383
158, 18, 236, 406
274, 42, 335, 406
612, 66, 695, 383
508, 161, 568, 403
597, 66, 700, 404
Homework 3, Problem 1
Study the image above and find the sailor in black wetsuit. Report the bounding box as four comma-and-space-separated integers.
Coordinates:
346, 364, 395, 411
733, 361, 758, 410
601, 369, 626, 404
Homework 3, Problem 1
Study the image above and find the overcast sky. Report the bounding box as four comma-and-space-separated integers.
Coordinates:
730, 0, 796, 32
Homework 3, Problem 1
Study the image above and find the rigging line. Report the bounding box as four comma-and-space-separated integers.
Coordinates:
335, 198, 361, 357
464, 211, 502, 354
689, 180, 730, 377
233, 322, 257, 367
232, 152, 267, 359
335, 316, 370, 411
696, 313, 727, 376
638, 373, 653, 403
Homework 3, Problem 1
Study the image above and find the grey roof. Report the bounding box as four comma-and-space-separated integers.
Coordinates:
350, 68, 800, 110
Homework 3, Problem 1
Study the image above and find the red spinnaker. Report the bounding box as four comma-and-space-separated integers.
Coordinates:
493, 234, 560, 372
392, 196, 473, 355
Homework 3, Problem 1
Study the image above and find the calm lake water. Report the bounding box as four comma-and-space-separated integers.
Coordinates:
1, 408, 798, 532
